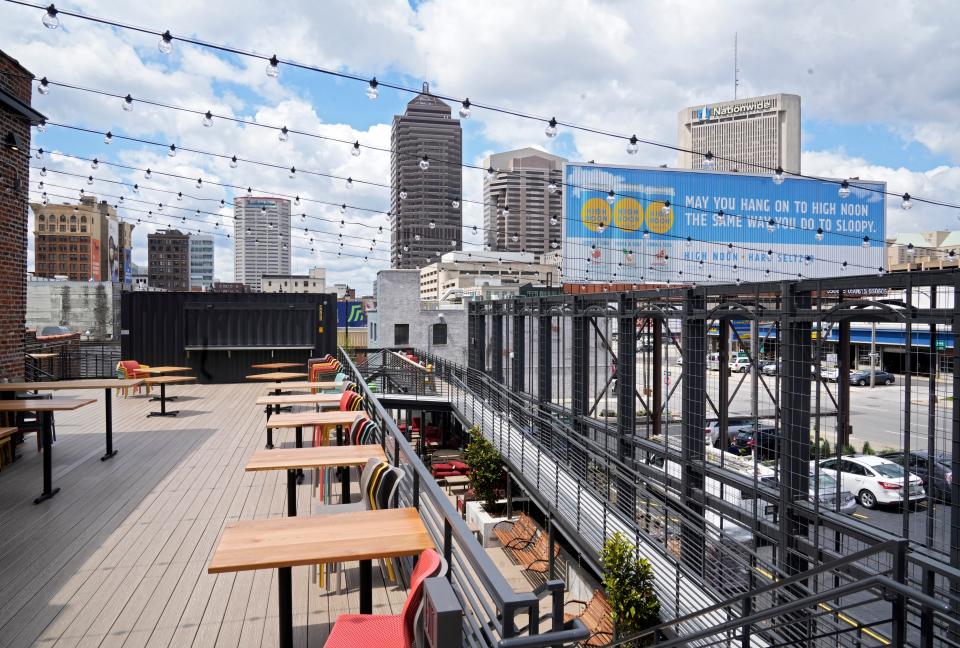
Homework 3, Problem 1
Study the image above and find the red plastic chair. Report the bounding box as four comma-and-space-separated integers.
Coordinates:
323, 549, 443, 648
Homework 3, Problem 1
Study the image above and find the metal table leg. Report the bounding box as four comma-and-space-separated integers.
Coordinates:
359, 559, 372, 614
265, 405, 274, 449
34, 410, 59, 504
287, 469, 297, 516
101, 387, 117, 460
148, 384, 178, 417
278, 566, 293, 648
295, 426, 304, 484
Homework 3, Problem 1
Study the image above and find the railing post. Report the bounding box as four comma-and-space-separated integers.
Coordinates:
571, 298, 589, 478
512, 312, 525, 393
891, 539, 908, 647
491, 304, 504, 384
443, 518, 453, 583
616, 293, 637, 517
680, 288, 706, 575
547, 515, 556, 580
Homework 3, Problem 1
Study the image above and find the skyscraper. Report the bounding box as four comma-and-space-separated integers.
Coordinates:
147, 229, 189, 291
677, 93, 801, 174
483, 148, 566, 255
390, 82, 462, 269
234, 196, 291, 291
188, 233, 215, 291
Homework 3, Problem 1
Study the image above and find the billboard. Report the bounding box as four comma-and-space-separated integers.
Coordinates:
122, 248, 132, 285
89, 239, 101, 281
337, 301, 367, 328
107, 218, 119, 282
562, 164, 886, 284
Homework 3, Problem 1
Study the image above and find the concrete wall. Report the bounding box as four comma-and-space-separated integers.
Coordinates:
367, 269, 468, 365
27, 280, 121, 340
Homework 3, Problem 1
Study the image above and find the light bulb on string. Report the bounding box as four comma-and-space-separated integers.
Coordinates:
366, 78, 379, 100
839, 180, 851, 199
132, 183, 139, 194
266, 54, 279, 78
840, 261, 848, 272
660, 201, 671, 217
346, 177, 353, 189
195, 177, 203, 189
34, 148, 43, 160
246, 187, 253, 196
229, 155, 238, 169
177, 192, 183, 201
643, 229, 650, 239
549, 215, 558, 226
429, 221, 436, 230
548, 181, 558, 194
91, 158, 99, 170
486, 166, 496, 180
804, 255, 813, 266
862, 236, 870, 248
86, 175, 94, 185
626, 135, 639, 155
202, 111, 213, 127
157, 203, 164, 213
419, 155, 430, 171
606, 190, 616, 204
219, 199, 225, 207
414, 234, 421, 241
289, 167, 296, 179
260, 206, 267, 216
901, 193, 913, 210
702, 151, 715, 170
399, 188, 407, 200
122, 94, 134, 111
37, 119, 47, 133
278, 126, 289, 142
294, 196, 300, 207
511, 233, 518, 242
339, 204, 346, 214
773, 167, 785, 185
767, 249, 774, 261
451, 199, 460, 208
907, 243, 916, 257
352, 141, 361, 157
144, 168, 152, 180
42, 4, 59, 29
877, 267, 885, 277
167, 144, 177, 157
104, 131, 112, 144
158, 30, 173, 55
815, 227, 824, 241
766, 218, 776, 233
41, 194, 48, 206
459, 98, 471, 119
545, 117, 558, 138
685, 236, 692, 247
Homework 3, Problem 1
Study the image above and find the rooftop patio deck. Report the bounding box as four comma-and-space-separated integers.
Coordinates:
0, 382, 406, 648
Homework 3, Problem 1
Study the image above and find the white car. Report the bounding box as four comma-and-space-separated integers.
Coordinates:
728, 357, 752, 373
815, 455, 925, 509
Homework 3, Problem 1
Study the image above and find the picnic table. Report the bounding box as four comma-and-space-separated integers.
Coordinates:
144, 376, 196, 417
0, 379, 144, 460
208, 508, 433, 648
0, 398, 95, 503
245, 444, 387, 511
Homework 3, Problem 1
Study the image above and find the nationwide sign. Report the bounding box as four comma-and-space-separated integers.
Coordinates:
695, 99, 773, 120
562, 164, 886, 285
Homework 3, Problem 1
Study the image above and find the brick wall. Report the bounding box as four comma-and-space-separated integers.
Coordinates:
0, 52, 35, 380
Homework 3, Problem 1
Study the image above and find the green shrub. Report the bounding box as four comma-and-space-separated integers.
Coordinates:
862, 441, 875, 455
463, 427, 502, 511
820, 438, 831, 458
842, 444, 856, 456
601, 532, 661, 639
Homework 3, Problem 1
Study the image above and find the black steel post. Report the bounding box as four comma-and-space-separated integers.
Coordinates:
491, 305, 504, 384
652, 319, 662, 438
571, 299, 590, 477
34, 410, 59, 504
101, 387, 117, 460
547, 516, 556, 579
680, 289, 706, 573
617, 294, 637, 516
538, 302, 552, 403
359, 560, 372, 613
512, 313, 525, 392
287, 469, 297, 516
838, 320, 851, 448
951, 283, 960, 644
718, 319, 730, 450
278, 567, 292, 648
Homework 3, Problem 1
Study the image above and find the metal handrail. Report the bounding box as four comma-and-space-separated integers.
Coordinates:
337, 347, 587, 646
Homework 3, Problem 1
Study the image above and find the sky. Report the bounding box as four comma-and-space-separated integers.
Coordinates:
3, 0, 959, 294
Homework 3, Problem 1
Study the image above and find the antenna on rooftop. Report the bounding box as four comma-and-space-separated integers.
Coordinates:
734, 32, 741, 100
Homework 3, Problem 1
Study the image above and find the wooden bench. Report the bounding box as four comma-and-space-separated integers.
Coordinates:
563, 590, 613, 647
508, 530, 559, 573
493, 512, 538, 549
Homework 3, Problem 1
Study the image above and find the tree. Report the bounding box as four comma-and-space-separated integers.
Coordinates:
463, 427, 502, 512
601, 532, 661, 641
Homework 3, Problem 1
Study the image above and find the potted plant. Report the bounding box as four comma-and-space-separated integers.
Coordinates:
463, 429, 502, 512
601, 532, 661, 644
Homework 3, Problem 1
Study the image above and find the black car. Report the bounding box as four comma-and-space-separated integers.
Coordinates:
849, 370, 895, 386
705, 416, 756, 448
880, 450, 952, 502
729, 424, 780, 460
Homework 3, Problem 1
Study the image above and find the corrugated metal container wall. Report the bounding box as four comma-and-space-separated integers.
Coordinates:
120, 291, 337, 383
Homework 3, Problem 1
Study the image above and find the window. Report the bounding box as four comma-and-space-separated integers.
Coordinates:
432, 322, 447, 345
394, 323, 409, 345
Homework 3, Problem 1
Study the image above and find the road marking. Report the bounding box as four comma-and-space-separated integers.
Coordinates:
852, 512, 869, 520
818, 602, 890, 645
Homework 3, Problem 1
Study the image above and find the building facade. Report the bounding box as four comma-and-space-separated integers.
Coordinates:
261, 267, 327, 293
31, 195, 123, 281
119, 221, 134, 285
419, 251, 558, 301
234, 196, 291, 291
390, 83, 462, 269
483, 148, 565, 254
147, 229, 190, 291
188, 234, 214, 291
677, 93, 801, 174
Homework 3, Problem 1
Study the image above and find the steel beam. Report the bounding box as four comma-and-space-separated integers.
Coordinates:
617, 294, 637, 517
680, 288, 707, 575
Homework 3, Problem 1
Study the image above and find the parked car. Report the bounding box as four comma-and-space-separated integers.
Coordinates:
849, 370, 895, 386
728, 356, 752, 373
760, 473, 858, 515
819, 367, 840, 382
880, 450, 952, 502
761, 361, 779, 376
38, 325, 72, 336
815, 455, 925, 509
730, 423, 780, 460
705, 416, 757, 448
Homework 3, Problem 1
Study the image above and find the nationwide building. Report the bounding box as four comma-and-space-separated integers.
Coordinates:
188, 233, 215, 291
677, 93, 801, 174
31, 195, 131, 282
261, 267, 327, 293
483, 148, 565, 255
390, 82, 462, 269
234, 196, 291, 291
419, 251, 558, 302
147, 229, 189, 291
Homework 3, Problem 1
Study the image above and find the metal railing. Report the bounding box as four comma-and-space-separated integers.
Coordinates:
337, 347, 588, 647
24, 341, 121, 380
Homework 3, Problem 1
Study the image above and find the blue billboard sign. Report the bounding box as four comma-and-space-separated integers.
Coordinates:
122, 248, 132, 285
337, 301, 367, 328
562, 164, 886, 284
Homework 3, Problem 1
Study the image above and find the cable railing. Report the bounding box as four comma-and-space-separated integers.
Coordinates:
336, 347, 588, 647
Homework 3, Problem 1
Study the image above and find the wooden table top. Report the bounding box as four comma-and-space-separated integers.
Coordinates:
143, 376, 196, 385
273, 381, 343, 391
138, 366, 192, 375
0, 398, 96, 412
250, 362, 305, 370
244, 445, 386, 472
0, 379, 144, 391
208, 508, 433, 574
245, 372, 309, 382
26, 352, 58, 360
442, 475, 471, 485
254, 393, 343, 406
266, 410, 367, 429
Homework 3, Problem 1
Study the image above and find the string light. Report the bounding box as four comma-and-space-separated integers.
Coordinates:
451, 199, 460, 208
548, 180, 558, 194
177, 191, 183, 201
202, 111, 213, 127
549, 216, 558, 226
702, 151, 715, 170
195, 177, 202, 189
266, 54, 280, 78
366, 78, 379, 100
459, 99, 471, 119
901, 193, 913, 210
158, 30, 173, 55
42, 4, 59, 28
144, 168, 152, 180
429, 221, 436, 230
37, 119, 46, 133
289, 166, 296, 179
103, 131, 112, 144
766, 218, 776, 233
773, 167, 785, 185
606, 190, 616, 205
862, 236, 870, 248
167, 144, 177, 157
626, 135, 639, 155
86, 175, 93, 185
419, 155, 430, 171
839, 180, 851, 199
229, 155, 238, 168
545, 117, 558, 138
661, 201, 671, 217
122, 94, 133, 111
486, 166, 496, 180
38, 77, 49, 95
90, 158, 99, 170
345, 176, 353, 189
399, 188, 407, 200
278, 126, 289, 142
352, 141, 361, 157
815, 227, 824, 241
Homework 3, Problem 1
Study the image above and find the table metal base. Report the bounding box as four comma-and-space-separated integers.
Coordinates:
148, 384, 178, 417
33, 486, 60, 505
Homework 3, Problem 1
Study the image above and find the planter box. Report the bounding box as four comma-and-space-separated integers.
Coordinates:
465, 500, 511, 548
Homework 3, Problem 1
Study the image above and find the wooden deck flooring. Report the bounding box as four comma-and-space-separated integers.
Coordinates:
0, 382, 406, 648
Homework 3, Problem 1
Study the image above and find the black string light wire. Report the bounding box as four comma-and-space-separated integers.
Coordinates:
10, 0, 960, 212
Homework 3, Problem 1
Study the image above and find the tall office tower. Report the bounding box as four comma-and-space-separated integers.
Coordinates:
677, 93, 801, 174
31, 195, 126, 281
233, 196, 291, 291
147, 229, 190, 291
188, 234, 215, 291
390, 82, 463, 269
483, 148, 566, 254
